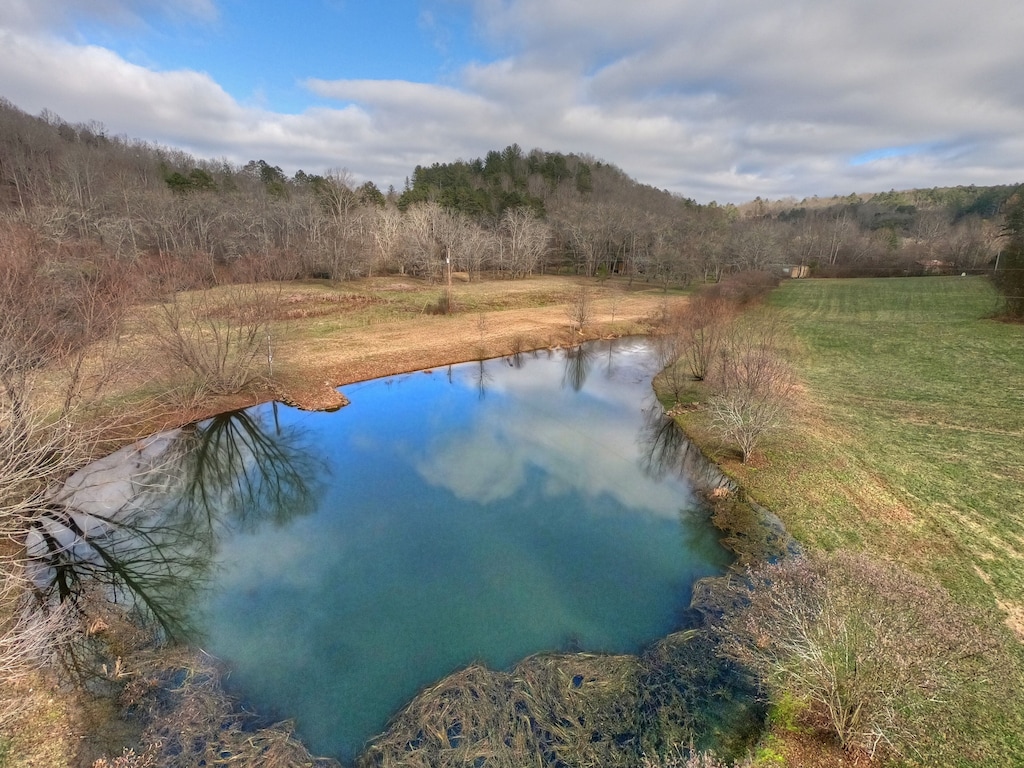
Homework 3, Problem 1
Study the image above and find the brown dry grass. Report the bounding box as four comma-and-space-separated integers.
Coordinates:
0, 674, 79, 768
84, 275, 678, 437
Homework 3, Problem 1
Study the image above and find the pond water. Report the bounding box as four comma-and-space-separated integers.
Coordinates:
41, 337, 733, 762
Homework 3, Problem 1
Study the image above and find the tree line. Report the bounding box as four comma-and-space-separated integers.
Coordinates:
1, 98, 1020, 300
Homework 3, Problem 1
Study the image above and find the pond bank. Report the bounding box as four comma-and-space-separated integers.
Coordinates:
656, 429, 800, 567
68, 335, 794, 767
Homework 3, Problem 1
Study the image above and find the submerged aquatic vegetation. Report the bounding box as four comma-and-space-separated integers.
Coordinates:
359, 634, 763, 768
359, 654, 643, 768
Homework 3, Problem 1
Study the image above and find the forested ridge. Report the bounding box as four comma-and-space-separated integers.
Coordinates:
1, 97, 1019, 294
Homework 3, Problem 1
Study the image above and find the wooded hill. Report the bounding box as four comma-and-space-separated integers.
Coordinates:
0, 97, 1019, 292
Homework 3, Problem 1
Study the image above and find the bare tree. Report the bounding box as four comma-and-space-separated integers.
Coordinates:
790, 209, 851, 268
677, 293, 734, 381
944, 214, 996, 272
431, 206, 468, 310
692, 214, 731, 283
0, 381, 90, 547
457, 220, 494, 280
436, 208, 487, 284
0, 223, 122, 725
0, 221, 135, 417
371, 204, 404, 275
653, 292, 734, 403
727, 218, 782, 273
155, 283, 279, 396
402, 202, 444, 281
566, 284, 593, 335
652, 301, 691, 402
499, 207, 550, 278
706, 317, 796, 462
642, 221, 687, 290
556, 201, 607, 277
315, 169, 371, 280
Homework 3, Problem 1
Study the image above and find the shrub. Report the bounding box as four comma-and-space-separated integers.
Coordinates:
658, 293, 735, 385
705, 317, 796, 463
703, 271, 780, 306
155, 284, 279, 395
706, 552, 1004, 761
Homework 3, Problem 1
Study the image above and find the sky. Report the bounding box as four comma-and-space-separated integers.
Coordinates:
1, 0, 1022, 204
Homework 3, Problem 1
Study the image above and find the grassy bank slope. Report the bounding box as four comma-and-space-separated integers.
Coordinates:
676, 276, 1024, 763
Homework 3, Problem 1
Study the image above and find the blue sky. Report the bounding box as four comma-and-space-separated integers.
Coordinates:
2, 0, 1022, 203
76, 2, 486, 112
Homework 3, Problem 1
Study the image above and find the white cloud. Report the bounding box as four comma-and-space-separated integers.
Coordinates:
0, 0, 1022, 201
3, 0, 217, 32
410, 343, 689, 515
305, 77, 502, 138
446, 0, 1024, 199
0, 31, 239, 138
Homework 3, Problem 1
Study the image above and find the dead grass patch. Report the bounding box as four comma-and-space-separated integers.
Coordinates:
0, 672, 78, 768
276, 292, 385, 320
973, 566, 1024, 642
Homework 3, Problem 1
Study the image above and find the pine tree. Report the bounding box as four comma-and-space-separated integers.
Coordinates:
994, 188, 1024, 319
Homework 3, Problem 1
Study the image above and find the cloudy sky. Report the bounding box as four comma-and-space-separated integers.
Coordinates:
1, 0, 1022, 203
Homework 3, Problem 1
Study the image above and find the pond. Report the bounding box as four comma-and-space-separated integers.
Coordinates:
36, 337, 734, 763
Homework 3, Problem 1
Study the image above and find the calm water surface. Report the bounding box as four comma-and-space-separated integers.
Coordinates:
178, 338, 731, 761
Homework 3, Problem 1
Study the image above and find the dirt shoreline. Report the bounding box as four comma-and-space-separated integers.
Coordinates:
154, 284, 667, 429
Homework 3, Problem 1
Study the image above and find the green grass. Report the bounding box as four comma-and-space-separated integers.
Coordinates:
767, 277, 1024, 603
674, 276, 1024, 765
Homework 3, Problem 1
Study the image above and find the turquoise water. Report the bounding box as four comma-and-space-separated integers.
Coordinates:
177, 338, 731, 761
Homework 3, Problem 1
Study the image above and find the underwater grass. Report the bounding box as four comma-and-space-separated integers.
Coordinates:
357, 654, 645, 768
358, 634, 762, 768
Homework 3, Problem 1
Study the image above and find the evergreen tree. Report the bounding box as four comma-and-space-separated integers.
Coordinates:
994, 188, 1024, 319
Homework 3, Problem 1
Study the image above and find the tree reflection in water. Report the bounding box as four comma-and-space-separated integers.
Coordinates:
562, 342, 593, 391
636, 405, 798, 567
172, 406, 318, 535
472, 359, 492, 399
637, 405, 729, 491
27, 407, 319, 640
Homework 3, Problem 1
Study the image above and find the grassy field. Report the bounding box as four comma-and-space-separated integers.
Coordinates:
675, 276, 1024, 764
770, 278, 1023, 607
